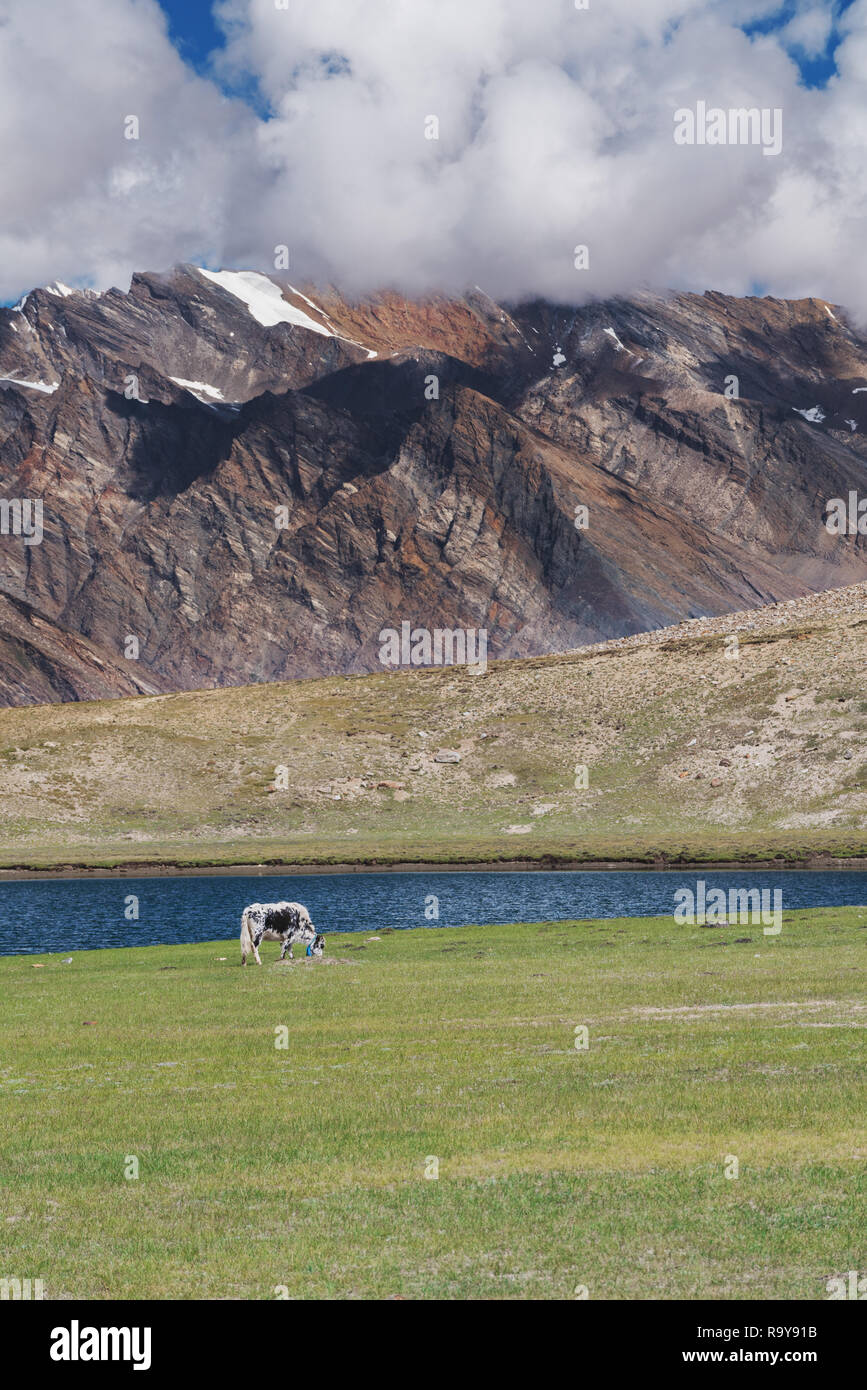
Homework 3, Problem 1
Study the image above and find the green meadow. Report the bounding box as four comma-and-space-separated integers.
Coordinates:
1, 906, 865, 1300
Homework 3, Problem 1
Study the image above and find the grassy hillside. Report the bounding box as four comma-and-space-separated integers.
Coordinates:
1, 907, 864, 1299
0, 584, 864, 871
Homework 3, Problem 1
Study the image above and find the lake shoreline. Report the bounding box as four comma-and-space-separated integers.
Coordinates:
1, 854, 866, 881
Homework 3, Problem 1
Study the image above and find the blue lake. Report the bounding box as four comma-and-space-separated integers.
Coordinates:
0, 868, 865, 955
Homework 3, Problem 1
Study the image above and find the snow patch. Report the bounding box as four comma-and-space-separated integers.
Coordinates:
46, 282, 75, 298
170, 376, 225, 401
793, 405, 825, 424
0, 374, 59, 394
852, 387, 867, 394
198, 268, 377, 357
199, 268, 333, 334
603, 326, 628, 353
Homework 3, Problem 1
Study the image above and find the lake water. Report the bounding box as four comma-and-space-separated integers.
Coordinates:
0, 868, 865, 955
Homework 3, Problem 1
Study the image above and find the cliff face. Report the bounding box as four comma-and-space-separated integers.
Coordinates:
0, 268, 864, 705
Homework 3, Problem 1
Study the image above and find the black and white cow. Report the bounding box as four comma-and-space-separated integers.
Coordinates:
240, 901, 324, 966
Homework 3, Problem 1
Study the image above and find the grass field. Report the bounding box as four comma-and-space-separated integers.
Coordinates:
1, 905, 865, 1300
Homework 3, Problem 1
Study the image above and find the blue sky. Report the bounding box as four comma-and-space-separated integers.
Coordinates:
160, 0, 858, 93
742, 0, 859, 87
161, 0, 225, 75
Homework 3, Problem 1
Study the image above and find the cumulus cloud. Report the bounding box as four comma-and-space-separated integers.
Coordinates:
2, 0, 867, 317
0, 0, 259, 298
782, 5, 836, 58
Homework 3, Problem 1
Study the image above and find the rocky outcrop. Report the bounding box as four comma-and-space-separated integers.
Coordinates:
0, 269, 864, 705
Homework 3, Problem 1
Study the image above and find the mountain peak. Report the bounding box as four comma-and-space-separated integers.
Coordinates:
0, 269, 863, 706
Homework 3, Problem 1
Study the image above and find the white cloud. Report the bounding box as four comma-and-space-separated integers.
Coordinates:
0, 0, 259, 299
2, 0, 867, 319
781, 4, 835, 59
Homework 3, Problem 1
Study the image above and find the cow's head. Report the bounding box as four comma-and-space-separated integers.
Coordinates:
307, 934, 325, 958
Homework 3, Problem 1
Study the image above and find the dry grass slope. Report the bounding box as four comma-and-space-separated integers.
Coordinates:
0, 583, 864, 871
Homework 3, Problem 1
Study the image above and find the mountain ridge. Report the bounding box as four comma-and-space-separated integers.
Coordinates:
0, 266, 864, 706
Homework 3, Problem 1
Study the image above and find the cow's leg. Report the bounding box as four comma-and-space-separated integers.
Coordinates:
253, 937, 263, 965
280, 939, 289, 961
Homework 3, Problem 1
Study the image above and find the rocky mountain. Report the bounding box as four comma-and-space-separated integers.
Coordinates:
0, 267, 864, 706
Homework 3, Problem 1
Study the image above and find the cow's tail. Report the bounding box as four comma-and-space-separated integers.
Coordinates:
240, 907, 255, 965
